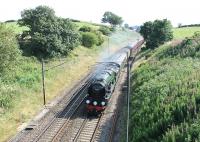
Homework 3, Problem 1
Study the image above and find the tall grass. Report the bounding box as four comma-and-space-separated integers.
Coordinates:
129, 28, 200, 142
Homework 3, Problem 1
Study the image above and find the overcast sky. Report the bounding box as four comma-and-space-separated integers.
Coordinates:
0, 0, 199, 27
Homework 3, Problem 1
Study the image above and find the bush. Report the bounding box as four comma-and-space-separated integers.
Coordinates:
0, 81, 18, 108
99, 26, 111, 35
0, 23, 21, 75
94, 31, 104, 46
81, 32, 98, 47
79, 26, 92, 32
110, 27, 116, 32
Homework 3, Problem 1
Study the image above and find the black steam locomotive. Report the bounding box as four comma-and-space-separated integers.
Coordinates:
85, 39, 144, 115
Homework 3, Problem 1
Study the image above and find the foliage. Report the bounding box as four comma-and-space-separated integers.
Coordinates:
110, 27, 116, 32
0, 23, 21, 75
79, 25, 105, 47
124, 23, 129, 28
157, 32, 200, 59
98, 26, 111, 35
79, 26, 92, 32
129, 32, 200, 142
81, 32, 98, 47
0, 81, 18, 108
93, 31, 104, 46
101, 11, 123, 27
140, 19, 173, 49
19, 5, 80, 58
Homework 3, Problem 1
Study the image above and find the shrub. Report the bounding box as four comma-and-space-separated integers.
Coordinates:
110, 27, 116, 32
81, 32, 98, 47
79, 26, 92, 32
0, 23, 21, 75
0, 82, 17, 108
94, 31, 104, 46
99, 26, 111, 35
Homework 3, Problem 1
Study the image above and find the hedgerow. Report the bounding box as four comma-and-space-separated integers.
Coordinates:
130, 33, 200, 142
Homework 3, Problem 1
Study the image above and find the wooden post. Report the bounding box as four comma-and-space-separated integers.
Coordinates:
42, 59, 46, 106
108, 37, 110, 56
126, 55, 130, 142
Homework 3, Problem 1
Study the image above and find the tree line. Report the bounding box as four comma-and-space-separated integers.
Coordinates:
0, 5, 124, 78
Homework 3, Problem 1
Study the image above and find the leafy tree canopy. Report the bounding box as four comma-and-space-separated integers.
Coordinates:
124, 23, 129, 29
140, 19, 173, 49
101, 11, 123, 27
19, 6, 80, 59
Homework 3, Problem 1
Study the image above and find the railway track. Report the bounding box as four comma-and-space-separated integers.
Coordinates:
71, 115, 102, 142
63, 67, 127, 142
32, 79, 94, 142
58, 69, 126, 142
10, 71, 96, 142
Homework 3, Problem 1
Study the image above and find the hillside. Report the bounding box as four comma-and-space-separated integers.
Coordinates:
0, 21, 139, 141
129, 27, 200, 141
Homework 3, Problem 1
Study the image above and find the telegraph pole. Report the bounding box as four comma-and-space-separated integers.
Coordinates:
108, 37, 110, 56
41, 59, 46, 106
126, 55, 130, 142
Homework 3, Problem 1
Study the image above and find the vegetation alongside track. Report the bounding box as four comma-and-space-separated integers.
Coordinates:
129, 27, 200, 141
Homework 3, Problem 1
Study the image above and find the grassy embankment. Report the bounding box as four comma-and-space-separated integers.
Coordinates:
129, 27, 200, 142
0, 22, 139, 141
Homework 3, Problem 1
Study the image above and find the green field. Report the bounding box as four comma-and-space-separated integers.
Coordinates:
73, 20, 103, 30
5, 22, 29, 34
173, 27, 200, 39
129, 27, 200, 141
0, 22, 139, 142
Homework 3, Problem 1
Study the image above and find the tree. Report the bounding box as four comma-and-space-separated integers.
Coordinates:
140, 19, 173, 49
19, 6, 80, 58
178, 23, 182, 28
0, 23, 21, 75
101, 11, 123, 27
124, 23, 129, 29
